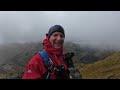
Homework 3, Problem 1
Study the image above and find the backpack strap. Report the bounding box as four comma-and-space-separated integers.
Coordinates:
38, 50, 53, 79
38, 50, 50, 67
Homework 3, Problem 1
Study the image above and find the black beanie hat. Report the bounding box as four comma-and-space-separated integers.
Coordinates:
48, 25, 65, 39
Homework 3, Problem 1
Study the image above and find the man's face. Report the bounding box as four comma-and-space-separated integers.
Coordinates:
49, 32, 65, 49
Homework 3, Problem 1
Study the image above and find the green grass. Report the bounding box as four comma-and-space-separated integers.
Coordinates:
77, 52, 120, 79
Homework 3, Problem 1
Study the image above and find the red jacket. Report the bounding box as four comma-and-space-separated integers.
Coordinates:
22, 35, 69, 79
22, 52, 69, 79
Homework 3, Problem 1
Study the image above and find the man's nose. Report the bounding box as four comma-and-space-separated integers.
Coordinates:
57, 36, 62, 41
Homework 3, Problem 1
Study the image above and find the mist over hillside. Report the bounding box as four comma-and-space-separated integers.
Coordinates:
0, 41, 117, 65
0, 42, 43, 65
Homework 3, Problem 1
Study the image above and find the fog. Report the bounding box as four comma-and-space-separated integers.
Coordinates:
0, 11, 120, 49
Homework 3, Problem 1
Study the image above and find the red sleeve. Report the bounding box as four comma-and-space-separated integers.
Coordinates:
22, 54, 46, 79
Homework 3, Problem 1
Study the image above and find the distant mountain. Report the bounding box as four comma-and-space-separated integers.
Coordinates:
64, 41, 115, 64
6, 42, 44, 66
0, 41, 115, 65
77, 52, 120, 79
0, 42, 43, 65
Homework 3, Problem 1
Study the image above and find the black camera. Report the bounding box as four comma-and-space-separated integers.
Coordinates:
54, 64, 69, 79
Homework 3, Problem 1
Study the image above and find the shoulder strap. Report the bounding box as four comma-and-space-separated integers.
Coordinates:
38, 50, 50, 67
38, 50, 52, 79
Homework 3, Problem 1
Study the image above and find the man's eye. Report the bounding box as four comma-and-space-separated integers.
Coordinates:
60, 35, 64, 38
53, 34, 58, 37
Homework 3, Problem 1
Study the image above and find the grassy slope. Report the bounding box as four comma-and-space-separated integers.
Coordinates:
76, 52, 120, 79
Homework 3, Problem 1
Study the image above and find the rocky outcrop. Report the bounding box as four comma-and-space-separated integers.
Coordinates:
68, 67, 82, 79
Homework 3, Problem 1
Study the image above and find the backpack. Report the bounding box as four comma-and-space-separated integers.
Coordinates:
38, 50, 70, 79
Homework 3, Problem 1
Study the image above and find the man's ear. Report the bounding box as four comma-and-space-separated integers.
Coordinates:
46, 34, 48, 39
46, 33, 48, 36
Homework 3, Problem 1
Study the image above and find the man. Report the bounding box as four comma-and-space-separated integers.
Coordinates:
22, 25, 70, 79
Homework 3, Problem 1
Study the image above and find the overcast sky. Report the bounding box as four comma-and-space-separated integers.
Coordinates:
0, 11, 120, 48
